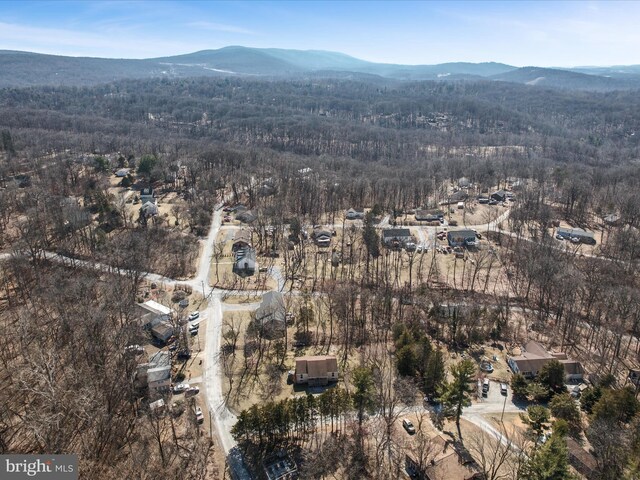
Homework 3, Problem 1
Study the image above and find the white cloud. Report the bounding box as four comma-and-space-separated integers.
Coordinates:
0, 21, 205, 58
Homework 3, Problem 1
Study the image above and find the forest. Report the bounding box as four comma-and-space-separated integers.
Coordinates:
1, 74, 640, 480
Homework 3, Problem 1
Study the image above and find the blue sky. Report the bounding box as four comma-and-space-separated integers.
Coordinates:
0, 1, 638, 67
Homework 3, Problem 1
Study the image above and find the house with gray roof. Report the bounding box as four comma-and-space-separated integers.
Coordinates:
556, 227, 596, 245
254, 291, 286, 339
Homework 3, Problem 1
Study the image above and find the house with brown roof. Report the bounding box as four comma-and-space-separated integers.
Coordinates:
232, 229, 252, 252
405, 435, 482, 480
508, 340, 584, 381
566, 437, 597, 480
294, 355, 338, 386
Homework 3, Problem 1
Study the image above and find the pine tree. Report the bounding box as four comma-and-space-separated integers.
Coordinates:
441, 358, 476, 439
423, 348, 445, 396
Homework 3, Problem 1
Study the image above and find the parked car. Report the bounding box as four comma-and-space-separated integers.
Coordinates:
500, 383, 508, 396
488, 199, 498, 205
178, 299, 189, 308
124, 344, 144, 356
194, 406, 204, 424
185, 386, 200, 398
173, 383, 190, 394
188, 311, 200, 321
405, 242, 417, 252
402, 418, 416, 434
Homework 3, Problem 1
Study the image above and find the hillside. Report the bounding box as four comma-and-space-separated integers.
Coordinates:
1, 46, 640, 91
490, 66, 640, 91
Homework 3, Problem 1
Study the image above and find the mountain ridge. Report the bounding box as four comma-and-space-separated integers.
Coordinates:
1, 46, 639, 91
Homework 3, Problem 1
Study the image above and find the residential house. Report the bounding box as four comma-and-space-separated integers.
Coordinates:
136, 351, 172, 392
233, 246, 257, 277
556, 227, 596, 245
151, 321, 174, 343
441, 190, 468, 205
508, 340, 584, 381
232, 229, 252, 252
566, 437, 597, 480
138, 300, 174, 337
405, 435, 482, 480
258, 180, 277, 197
140, 201, 159, 217
140, 187, 156, 204
604, 213, 622, 226
447, 229, 478, 248
255, 291, 286, 339
415, 209, 444, 222
382, 228, 412, 249
346, 208, 365, 220
491, 190, 507, 202
236, 210, 257, 224
115, 168, 130, 177
230, 204, 247, 213
263, 451, 298, 480
458, 177, 471, 188
313, 229, 332, 247
294, 355, 338, 386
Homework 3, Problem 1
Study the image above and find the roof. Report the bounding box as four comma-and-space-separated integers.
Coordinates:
556, 227, 595, 239
492, 189, 507, 196
237, 210, 257, 223
422, 435, 480, 480
448, 229, 477, 239
510, 340, 583, 376
416, 209, 444, 220
147, 365, 171, 383
382, 228, 411, 239
295, 355, 338, 377
140, 300, 173, 316
256, 291, 285, 323
566, 437, 597, 474
233, 229, 252, 245
149, 350, 170, 368
141, 201, 158, 215
151, 321, 173, 339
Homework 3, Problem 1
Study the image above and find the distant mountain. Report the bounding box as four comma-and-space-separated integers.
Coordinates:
0, 46, 639, 91
490, 66, 640, 91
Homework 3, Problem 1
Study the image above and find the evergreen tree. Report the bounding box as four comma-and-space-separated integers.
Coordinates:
522, 431, 574, 480
521, 405, 551, 444
538, 360, 566, 396
511, 372, 529, 399
423, 348, 445, 396
549, 393, 581, 433
352, 367, 375, 427
441, 358, 476, 439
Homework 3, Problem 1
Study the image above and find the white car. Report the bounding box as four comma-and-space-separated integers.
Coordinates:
173, 383, 190, 394
194, 406, 204, 424
188, 311, 200, 321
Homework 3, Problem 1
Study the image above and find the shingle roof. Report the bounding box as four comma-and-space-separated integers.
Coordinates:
295, 355, 338, 377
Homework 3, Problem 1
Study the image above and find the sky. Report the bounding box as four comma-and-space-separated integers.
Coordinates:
0, 0, 639, 67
